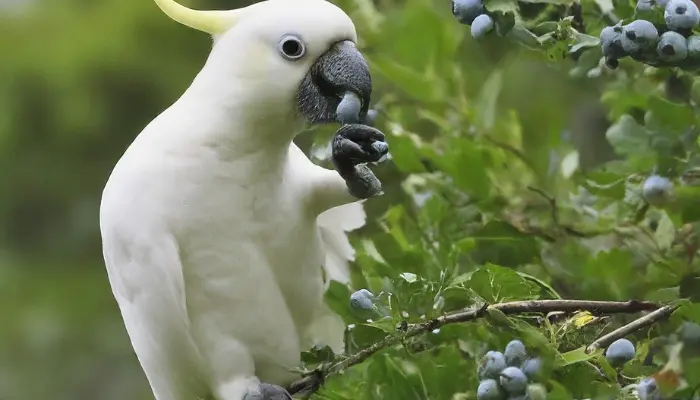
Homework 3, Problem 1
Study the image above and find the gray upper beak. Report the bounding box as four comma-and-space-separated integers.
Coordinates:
297, 40, 372, 124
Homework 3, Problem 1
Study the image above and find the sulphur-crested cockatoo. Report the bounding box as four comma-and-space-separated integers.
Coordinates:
98, 0, 389, 399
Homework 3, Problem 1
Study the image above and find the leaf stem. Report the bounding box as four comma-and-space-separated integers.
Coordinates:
286, 299, 665, 396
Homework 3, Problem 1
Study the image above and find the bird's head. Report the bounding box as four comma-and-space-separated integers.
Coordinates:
154, 0, 372, 127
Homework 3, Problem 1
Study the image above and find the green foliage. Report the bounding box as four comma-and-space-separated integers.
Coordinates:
3, 0, 700, 398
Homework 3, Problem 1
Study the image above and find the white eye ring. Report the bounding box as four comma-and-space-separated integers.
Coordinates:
278, 35, 306, 60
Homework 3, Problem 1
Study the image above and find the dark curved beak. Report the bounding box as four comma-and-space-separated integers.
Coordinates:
297, 40, 372, 124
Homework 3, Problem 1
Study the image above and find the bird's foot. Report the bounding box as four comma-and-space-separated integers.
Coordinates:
242, 383, 293, 400
331, 124, 389, 199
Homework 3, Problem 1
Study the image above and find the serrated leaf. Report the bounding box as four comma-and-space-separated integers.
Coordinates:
469, 264, 540, 303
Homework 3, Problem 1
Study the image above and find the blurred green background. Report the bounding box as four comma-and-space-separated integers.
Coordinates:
0, 0, 612, 398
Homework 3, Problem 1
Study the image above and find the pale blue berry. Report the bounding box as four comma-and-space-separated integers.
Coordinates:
500, 367, 528, 394
452, 0, 484, 25
621, 20, 659, 54
688, 35, 700, 58
478, 351, 507, 380
605, 338, 636, 367
642, 175, 674, 206
657, 31, 688, 62
350, 289, 375, 310
600, 25, 627, 59
471, 14, 495, 40
521, 357, 542, 380
477, 379, 506, 400
665, 0, 700, 30
504, 340, 528, 366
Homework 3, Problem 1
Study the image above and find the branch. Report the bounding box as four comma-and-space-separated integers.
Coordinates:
286, 299, 663, 396
586, 304, 679, 353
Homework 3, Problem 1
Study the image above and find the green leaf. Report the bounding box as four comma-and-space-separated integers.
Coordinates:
325, 281, 353, 322
556, 346, 597, 367
347, 323, 389, 351
570, 33, 600, 53
469, 263, 540, 303
483, 0, 518, 13
654, 211, 676, 250
645, 96, 695, 135
507, 25, 542, 49
605, 114, 652, 156
300, 344, 336, 366
430, 138, 491, 198
370, 57, 437, 100
471, 221, 540, 267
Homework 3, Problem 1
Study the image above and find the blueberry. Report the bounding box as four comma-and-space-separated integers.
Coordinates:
665, 0, 700, 30
336, 92, 362, 124
600, 25, 627, 59
520, 358, 542, 380
500, 367, 528, 394
621, 20, 659, 54
471, 14, 495, 40
605, 338, 636, 367
350, 289, 375, 310
504, 340, 528, 366
688, 35, 700, 58
637, 377, 662, 400
477, 379, 506, 400
642, 175, 674, 206
452, 0, 484, 25
478, 351, 507, 380
657, 31, 689, 62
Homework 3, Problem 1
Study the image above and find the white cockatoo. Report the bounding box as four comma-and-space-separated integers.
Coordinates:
98, 0, 389, 399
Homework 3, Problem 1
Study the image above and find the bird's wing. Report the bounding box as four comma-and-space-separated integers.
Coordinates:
101, 217, 207, 399
316, 200, 366, 287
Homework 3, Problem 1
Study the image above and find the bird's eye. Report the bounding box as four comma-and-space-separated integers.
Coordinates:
278, 35, 305, 60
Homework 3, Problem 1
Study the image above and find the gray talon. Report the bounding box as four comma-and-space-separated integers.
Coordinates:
331, 124, 389, 199
243, 383, 292, 400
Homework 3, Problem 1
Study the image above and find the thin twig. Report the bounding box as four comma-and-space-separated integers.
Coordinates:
585, 304, 679, 354
527, 186, 559, 226
287, 299, 664, 396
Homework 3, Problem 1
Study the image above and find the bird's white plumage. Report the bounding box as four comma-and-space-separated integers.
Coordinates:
100, 1, 368, 399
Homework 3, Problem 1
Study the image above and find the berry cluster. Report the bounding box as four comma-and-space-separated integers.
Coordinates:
476, 340, 544, 400
452, 0, 496, 40
600, 0, 700, 69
